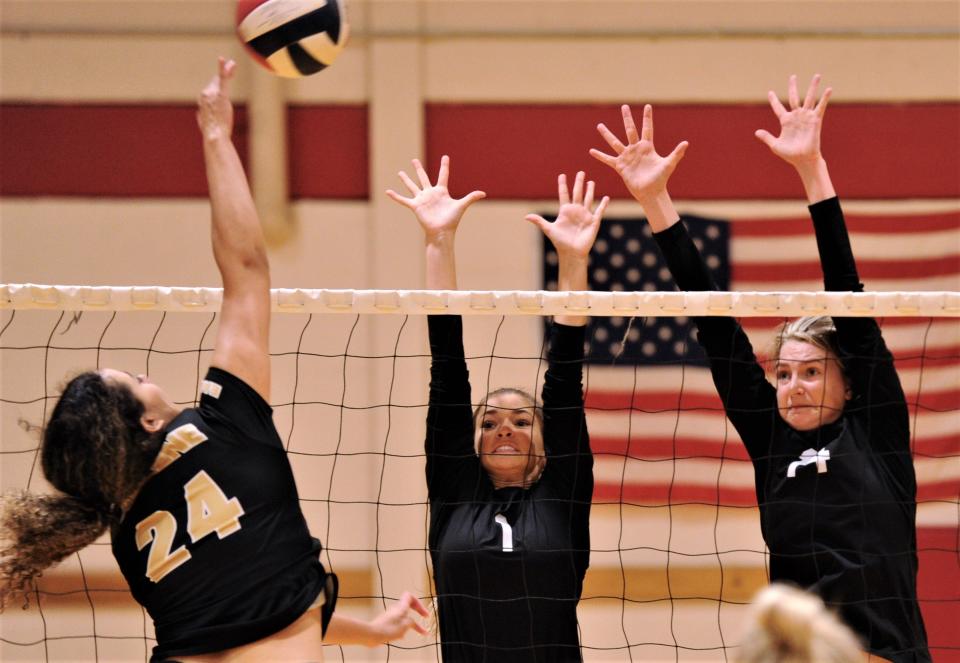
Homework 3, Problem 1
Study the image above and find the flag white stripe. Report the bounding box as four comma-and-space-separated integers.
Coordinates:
588, 409, 960, 442
733, 229, 960, 263
735, 275, 960, 292
594, 455, 960, 490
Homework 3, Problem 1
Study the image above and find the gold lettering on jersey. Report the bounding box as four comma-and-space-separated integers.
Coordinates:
135, 510, 192, 583
184, 470, 245, 542
152, 423, 209, 473
134, 472, 245, 583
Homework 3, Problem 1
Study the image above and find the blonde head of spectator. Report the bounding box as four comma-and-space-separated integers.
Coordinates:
737, 584, 864, 663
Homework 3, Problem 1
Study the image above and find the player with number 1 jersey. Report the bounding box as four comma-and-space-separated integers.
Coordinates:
387, 157, 608, 661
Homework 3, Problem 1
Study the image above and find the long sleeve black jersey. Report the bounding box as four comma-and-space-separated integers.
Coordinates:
652, 198, 930, 662
426, 315, 593, 662
112, 368, 334, 662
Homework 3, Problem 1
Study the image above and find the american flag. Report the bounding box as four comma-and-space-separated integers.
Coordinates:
543, 211, 960, 508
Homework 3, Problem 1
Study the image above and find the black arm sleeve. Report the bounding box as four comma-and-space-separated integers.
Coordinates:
653, 222, 779, 462
540, 323, 592, 501
809, 197, 910, 451
426, 315, 481, 500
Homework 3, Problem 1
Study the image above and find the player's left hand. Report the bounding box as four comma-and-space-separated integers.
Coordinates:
371, 591, 430, 643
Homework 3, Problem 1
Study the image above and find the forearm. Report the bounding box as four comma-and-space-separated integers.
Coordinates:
636, 189, 682, 234
322, 613, 382, 647
555, 254, 589, 326
425, 233, 457, 290
793, 156, 836, 205
203, 133, 269, 287
809, 196, 860, 292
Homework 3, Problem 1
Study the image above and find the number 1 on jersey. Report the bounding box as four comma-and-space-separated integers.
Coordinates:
494, 513, 514, 552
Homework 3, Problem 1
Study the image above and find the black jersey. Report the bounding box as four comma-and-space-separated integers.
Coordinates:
112, 367, 334, 662
653, 198, 930, 663
427, 316, 593, 662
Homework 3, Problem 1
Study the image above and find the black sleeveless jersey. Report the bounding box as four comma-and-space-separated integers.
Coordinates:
654, 198, 930, 663
427, 316, 593, 662
112, 367, 333, 662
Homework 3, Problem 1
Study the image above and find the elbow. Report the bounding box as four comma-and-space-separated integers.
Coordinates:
240, 244, 270, 276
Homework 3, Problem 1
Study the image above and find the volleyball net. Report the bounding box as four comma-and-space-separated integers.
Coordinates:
1, 284, 958, 662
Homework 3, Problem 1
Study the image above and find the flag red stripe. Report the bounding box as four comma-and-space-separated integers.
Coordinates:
426, 103, 960, 200
733, 256, 960, 282
592, 433, 958, 460
913, 434, 960, 458
731, 212, 960, 236
594, 480, 959, 506
587, 389, 958, 415
594, 482, 757, 506
289, 106, 368, 199
0, 104, 369, 198
2, 103, 957, 200
917, 481, 960, 502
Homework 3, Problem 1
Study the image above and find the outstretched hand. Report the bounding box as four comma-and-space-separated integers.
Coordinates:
755, 74, 832, 168
526, 171, 609, 261
386, 155, 486, 240
589, 104, 688, 204
197, 57, 236, 141
370, 591, 430, 644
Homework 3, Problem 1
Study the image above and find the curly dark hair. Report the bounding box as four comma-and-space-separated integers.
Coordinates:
1, 371, 162, 607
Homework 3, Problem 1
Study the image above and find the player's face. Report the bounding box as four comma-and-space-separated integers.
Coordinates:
774, 341, 851, 432
476, 392, 544, 487
100, 368, 178, 434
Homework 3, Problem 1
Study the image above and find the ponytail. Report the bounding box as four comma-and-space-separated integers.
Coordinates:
1, 371, 161, 608
1, 491, 116, 608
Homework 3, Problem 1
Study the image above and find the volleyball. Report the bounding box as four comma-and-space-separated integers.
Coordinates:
236, 0, 348, 78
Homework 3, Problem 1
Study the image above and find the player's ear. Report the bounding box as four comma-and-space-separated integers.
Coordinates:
140, 413, 166, 434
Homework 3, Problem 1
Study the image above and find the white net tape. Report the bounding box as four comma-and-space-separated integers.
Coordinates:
3, 284, 959, 317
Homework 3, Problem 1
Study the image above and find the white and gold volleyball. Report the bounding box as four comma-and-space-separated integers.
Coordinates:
236, 0, 348, 78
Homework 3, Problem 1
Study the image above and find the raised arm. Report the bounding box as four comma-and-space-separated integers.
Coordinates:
385, 154, 485, 290
526, 171, 606, 494
591, 104, 778, 459
754, 74, 835, 204
759, 76, 908, 439
200, 58, 271, 401
386, 157, 486, 496
526, 171, 609, 326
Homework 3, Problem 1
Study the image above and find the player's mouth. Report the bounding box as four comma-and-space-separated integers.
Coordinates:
492, 444, 521, 454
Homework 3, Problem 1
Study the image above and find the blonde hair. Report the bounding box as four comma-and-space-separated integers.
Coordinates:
768, 316, 842, 367
736, 584, 863, 663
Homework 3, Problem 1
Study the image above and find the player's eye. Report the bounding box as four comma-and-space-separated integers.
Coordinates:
776, 370, 789, 382
514, 418, 531, 427
805, 367, 820, 378
481, 420, 496, 430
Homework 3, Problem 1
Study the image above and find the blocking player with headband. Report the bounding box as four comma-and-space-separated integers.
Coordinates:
0, 58, 427, 662
589, 75, 930, 662
387, 158, 607, 661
